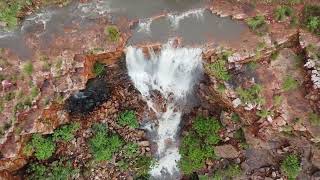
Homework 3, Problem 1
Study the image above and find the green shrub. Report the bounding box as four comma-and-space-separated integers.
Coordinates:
27, 159, 76, 180
123, 142, 139, 158
193, 116, 221, 145
274, 6, 293, 21
236, 84, 265, 105
22, 61, 33, 76
105, 25, 120, 42
246, 15, 267, 34
53, 122, 80, 142
303, 5, 320, 35
282, 76, 298, 91
30, 134, 56, 160
179, 117, 221, 174
89, 123, 123, 161
92, 62, 106, 77
281, 154, 301, 180
207, 52, 231, 81
118, 110, 139, 128
309, 113, 320, 126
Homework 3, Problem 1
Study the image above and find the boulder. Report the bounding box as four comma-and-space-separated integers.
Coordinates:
214, 144, 240, 159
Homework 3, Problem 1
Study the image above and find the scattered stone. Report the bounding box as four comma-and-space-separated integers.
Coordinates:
232, 98, 241, 108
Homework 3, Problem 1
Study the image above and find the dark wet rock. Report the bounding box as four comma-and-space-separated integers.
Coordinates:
65, 76, 110, 115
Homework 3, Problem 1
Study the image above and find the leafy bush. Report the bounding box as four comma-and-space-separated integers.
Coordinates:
179, 117, 221, 174
281, 154, 301, 180
27, 159, 76, 180
118, 110, 139, 128
211, 164, 242, 180
236, 84, 265, 105
282, 76, 298, 91
92, 62, 106, 77
303, 5, 320, 35
105, 25, 120, 42
53, 122, 80, 142
89, 123, 123, 161
274, 6, 293, 21
29, 134, 56, 160
207, 51, 232, 81
246, 15, 267, 34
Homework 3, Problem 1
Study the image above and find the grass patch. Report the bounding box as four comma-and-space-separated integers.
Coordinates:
282, 76, 299, 92
179, 116, 221, 175
92, 62, 106, 77
53, 122, 80, 142
118, 110, 139, 128
303, 5, 320, 36
105, 25, 120, 42
274, 6, 293, 21
207, 51, 232, 81
246, 15, 267, 35
89, 123, 123, 161
236, 84, 265, 105
281, 154, 301, 180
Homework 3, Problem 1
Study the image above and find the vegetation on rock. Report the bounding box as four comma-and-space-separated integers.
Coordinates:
309, 113, 320, 126
303, 5, 320, 36
27, 134, 56, 160
212, 164, 243, 180
89, 123, 123, 161
118, 110, 139, 128
246, 15, 267, 35
274, 6, 293, 21
207, 51, 232, 81
236, 84, 265, 105
281, 154, 301, 180
282, 76, 299, 92
53, 122, 80, 142
92, 62, 106, 77
27, 159, 77, 180
179, 116, 221, 174
105, 25, 120, 42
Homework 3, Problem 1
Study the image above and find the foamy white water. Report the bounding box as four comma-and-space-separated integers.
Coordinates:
126, 42, 202, 178
168, 8, 205, 29
138, 18, 153, 33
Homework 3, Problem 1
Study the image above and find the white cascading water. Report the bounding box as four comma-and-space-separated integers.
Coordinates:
126, 41, 202, 179
137, 8, 205, 33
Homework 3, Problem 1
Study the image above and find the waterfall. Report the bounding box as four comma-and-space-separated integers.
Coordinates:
126, 41, 203, 179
